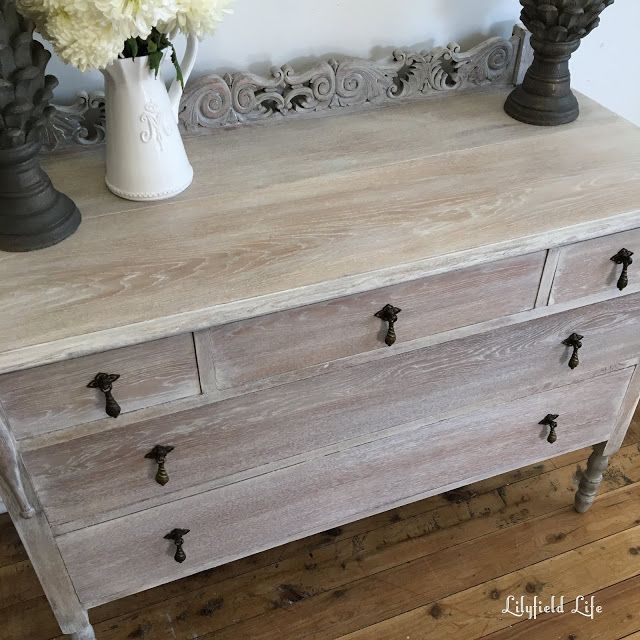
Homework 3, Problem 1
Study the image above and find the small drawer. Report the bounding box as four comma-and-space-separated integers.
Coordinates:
24, 292, 640, 531
0, 334, 201, 439
56, 368, 632, 607
550, 228, 640, 305
206, 252, 546, 389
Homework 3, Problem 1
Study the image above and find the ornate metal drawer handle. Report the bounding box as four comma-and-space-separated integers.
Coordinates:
375, 304, 402, 347
145, 445, 175, 486
539, 414, 559, 444
562, 333, 584, 370
611, 248, 634, 291
87, 373, 122, 418
165, 528, 190, 563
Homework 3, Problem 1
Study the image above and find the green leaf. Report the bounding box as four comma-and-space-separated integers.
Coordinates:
125, 37, 138, 59
170, 44, 184, 89
148, 50, 163, 78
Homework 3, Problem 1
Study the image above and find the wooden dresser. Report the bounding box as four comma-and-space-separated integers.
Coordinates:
1, 88, 639, 639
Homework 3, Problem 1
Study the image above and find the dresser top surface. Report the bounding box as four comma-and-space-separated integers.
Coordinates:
2, 89, 639, 373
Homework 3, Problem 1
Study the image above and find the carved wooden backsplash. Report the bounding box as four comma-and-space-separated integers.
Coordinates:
46, 25, 531, 151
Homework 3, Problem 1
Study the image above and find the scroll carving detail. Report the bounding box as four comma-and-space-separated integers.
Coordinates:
44, 91, 106, 151
180, 33, 519, 132
45, 27, 528, 149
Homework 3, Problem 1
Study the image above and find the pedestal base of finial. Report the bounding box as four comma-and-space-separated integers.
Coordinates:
505, 37, 581, 127
0, 143, 81, 252
505, 84, 580, 127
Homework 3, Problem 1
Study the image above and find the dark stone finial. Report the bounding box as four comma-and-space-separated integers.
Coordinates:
505, 0, 615, 126
0, 0, 81, 251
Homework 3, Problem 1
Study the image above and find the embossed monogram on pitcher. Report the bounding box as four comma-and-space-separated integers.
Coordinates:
140, 101, 173, 152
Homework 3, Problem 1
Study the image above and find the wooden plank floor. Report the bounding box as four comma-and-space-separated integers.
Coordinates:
2, 409, 639, 640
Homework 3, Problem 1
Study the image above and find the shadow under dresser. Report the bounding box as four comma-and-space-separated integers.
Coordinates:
0, 88, 640, 639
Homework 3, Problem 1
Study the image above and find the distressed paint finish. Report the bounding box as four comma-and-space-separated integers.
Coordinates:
0, 414, 34, 519
21, 291, 640, 532
0, 334, 201, 440
55, 370, 632, 607
0, 43, 637, 640
1, 92, 639, 375
550, 227, 640, 305
208, 252, 545, 389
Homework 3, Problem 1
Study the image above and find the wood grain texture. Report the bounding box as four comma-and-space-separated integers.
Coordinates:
23, 292, 640, 532
0, 334, 200, 440
550, 227, 640, 305
72, 432, 640, 638
208, 252, 545, 389
0, 448, 91, 635
16, 285, 640, 454
199, 453, 640, 640
605, 365, 640, 456
0, 408, 34, 519
1, 92, 639, 374
2, 422, 638, 640
480, 574, 640, 640
335, 527, 640, 640
535, 247, 561, 308
42, 91, 617, 223
192, 331, 222, 398
55, 369, 631, 607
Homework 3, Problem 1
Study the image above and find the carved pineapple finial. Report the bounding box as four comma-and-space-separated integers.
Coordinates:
519, 0, 615, 43
0, 0, 58, 149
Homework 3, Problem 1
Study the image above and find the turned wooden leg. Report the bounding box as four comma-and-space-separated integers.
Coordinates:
575, 443, 609, 513
70, 622, 96, 640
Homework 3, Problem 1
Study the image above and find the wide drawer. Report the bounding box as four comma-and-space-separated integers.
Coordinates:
0, 334, 201, 439
206, 252, 546, 389
57, 368, 633, 607
25, 292, 640, 531
550, 228, 640, 305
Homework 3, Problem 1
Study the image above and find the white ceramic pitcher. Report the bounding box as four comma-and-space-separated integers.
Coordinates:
102, 35, 199, 201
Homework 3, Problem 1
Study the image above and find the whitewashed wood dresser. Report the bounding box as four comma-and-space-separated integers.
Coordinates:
1, 30, 640, 640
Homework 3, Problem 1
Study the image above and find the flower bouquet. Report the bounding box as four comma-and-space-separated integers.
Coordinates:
18, 0, 233, 200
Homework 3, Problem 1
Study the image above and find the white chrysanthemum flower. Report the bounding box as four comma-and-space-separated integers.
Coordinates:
44, 8, 129, 70
96, 0, 177, 39
158, 0, 233, 39
17, 0, 233, 71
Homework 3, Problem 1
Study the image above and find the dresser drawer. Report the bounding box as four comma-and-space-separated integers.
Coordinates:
0, 334, 201, 439
206, 252, 546, 389
550, 228, 640, 305
56, 367, 632, 607
25, 292, 640, 531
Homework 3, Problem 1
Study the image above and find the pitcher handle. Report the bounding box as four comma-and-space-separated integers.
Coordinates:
168, 33, 199, 122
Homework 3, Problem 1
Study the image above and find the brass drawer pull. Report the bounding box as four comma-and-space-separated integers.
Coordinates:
145, 445, 175, 486
611, 248, 634, 291
562, 333, 583, 370
164, 528, 190, 563
539, 414, 559, 444
87, 373, 122, 418
375, 304, 402, 346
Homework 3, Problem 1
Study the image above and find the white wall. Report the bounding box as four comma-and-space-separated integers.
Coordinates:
571, 1, 640, 126
45, 0, 639, 125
